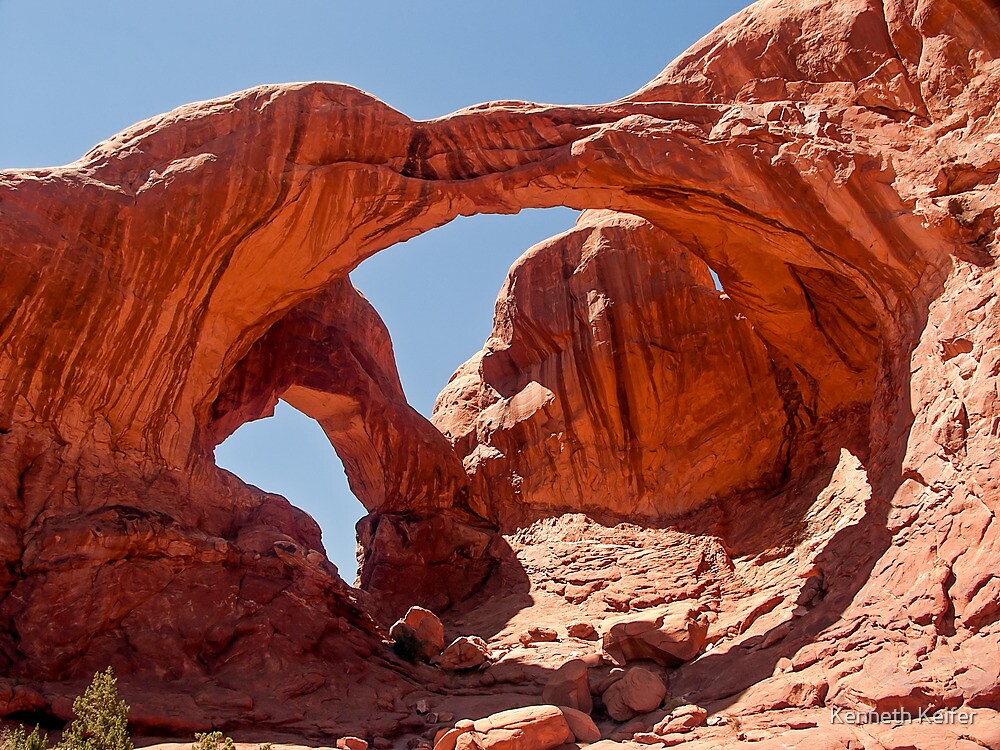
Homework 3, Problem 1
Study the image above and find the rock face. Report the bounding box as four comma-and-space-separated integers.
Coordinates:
433, 211, 790, 527
0, 0, 999, 746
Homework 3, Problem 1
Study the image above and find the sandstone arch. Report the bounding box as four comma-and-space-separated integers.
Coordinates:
0, 0, 997, 742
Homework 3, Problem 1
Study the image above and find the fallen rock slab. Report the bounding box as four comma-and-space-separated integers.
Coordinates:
453, 705, 574, 750
390, 606, 445, 662
602, 667, 667, 722
543, 657, 596, 714
436, 636, 491, 671
520, 626, 559, 645
602, 605, 709, 667
567, 622, 598, 640
653, 705, 708, 734
558, 705, 601, 743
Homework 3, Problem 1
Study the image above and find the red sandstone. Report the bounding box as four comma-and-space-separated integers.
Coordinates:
0, 0, 998, 746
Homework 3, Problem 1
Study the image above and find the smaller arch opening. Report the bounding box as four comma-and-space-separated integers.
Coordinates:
214, 399, 366, 582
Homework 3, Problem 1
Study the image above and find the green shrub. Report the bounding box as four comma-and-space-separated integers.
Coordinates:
192, 731, 235, 750
56, 668, 132, 750
391, 628, 422, 663
1, 724, 49, 750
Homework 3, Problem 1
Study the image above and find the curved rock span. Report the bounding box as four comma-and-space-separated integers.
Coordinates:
0, 0, 998, 746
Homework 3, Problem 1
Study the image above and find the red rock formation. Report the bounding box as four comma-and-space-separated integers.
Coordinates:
0, 0, 997, 746
433, 210, 791, 527
207, 279, 496, 613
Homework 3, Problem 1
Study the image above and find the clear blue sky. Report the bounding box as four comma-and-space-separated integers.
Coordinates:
0, 1, 750, 579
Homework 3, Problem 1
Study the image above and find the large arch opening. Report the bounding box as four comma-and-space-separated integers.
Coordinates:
197, 198, 891, 734
203, 180, 887, 619
206, 207, 590, 607
351, 208, 583, 416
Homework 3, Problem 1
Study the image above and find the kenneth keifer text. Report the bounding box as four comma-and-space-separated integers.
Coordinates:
830, 706, 976, 726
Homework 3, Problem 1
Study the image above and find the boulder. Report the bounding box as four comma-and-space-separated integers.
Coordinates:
519, 626, 559, 645
653, 705, 708, 734
390, 606, 445, 662
542, 657, 593, 714
601, 667, 667, 722
558, 706, 601, 743
567, 622, 598, 640
602, 605, 709, 667
432, 726, 468, 750
455, 706, 574, 750
436, 636, 491, 671
591, 667, 626, 696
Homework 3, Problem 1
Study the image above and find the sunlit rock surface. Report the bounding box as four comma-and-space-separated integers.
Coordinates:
433, 210, 790, 527
0, 0, 998, 745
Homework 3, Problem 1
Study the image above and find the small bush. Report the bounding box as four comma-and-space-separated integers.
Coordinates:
192, 731, 235, 750
57, 668, 132, 750
1, 725, 49, 750
391, 629, 422, 663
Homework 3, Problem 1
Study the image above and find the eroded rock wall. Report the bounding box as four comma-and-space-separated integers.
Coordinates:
433, 210, 793, 527
208, 279, 497, 612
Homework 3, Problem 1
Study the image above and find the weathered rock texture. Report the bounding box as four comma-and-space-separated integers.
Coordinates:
0, 0, 999, 746
207, 279, 495, 613
433, 210, 790, 527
